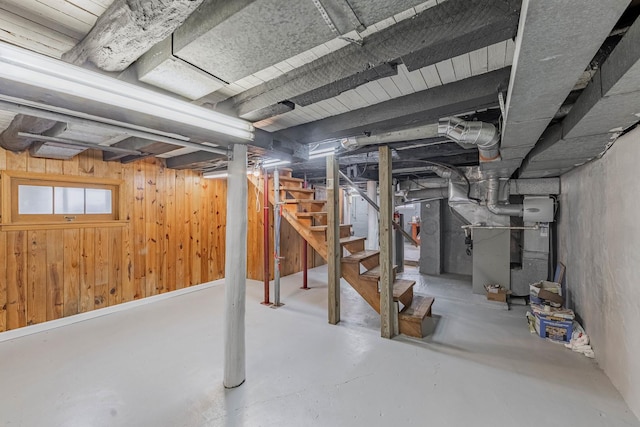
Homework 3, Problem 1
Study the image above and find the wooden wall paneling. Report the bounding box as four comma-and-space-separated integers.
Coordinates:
62, 153, 79, 175
120, 164, 134, 302
46, 229, 64, 321
0, 148, 6, 170
79, 228, 95, 313
0, 232, 6, 332
62, 228, 80, 317
92, 150, 109, 177
144, 160, 158, 296
206, 179, 217, 280
213, 179, 227, 278
6, 231, 27, 328
189, 173, 202, 286
27, 154, 46, 173
27, 230, 47, 325
246, 178, 259, 280
5, 150, 26, 171
155, 160, 167, 294
133, 161, 146, 298
165, 168, 177, 292
93, 227, 109, 309
175, 170, 187, 289
200, 176, 210, 283
45, 157, 63, 175
78, 150, 95, 176
109, 227, 122, 306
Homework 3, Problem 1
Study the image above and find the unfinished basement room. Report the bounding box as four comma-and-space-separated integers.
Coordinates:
1, 0, 640, 425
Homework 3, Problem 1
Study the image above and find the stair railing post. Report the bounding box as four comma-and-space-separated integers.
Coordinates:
327, 154, 341, 324
379, 145, 396, 339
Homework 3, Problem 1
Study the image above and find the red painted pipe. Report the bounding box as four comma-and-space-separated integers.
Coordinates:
301, 175, 309, 290
301, 239, 308, 290
262, 168, 271, 305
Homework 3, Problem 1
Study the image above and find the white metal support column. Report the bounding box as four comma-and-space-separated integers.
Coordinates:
223, 143, 248, 388
367, 180, 379, 250
379, 146, 395, 339
327, 154, 341, 325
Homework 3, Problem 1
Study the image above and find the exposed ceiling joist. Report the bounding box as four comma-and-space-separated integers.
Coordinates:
63, 0, 205, 72
275, 67, 510, 144
221, 0, 519, 121
520, 9, 640, 178
499, 0, 631, 176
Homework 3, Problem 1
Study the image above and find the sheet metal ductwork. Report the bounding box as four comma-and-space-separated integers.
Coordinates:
0, 114, 58, 152
486, 177, 523, 217
341, 124, 439, 151
438, 117, 501, 162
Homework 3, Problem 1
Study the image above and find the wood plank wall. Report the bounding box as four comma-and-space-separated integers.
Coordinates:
0, 149, 317, 333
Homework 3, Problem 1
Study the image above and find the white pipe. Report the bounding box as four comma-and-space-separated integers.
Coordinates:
223, 144, 248, 389
341, 124, 439, 150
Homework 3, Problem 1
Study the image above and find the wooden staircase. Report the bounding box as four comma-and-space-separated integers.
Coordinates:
254, 168, 434, 338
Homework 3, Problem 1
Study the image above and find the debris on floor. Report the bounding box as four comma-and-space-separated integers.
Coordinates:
525, 281, 595, 358
564, 322, 595, 358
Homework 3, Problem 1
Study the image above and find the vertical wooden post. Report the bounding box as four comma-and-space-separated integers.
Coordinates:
223, 144, 247, 388
326, 154, 341, 325
378, 145, 395, 339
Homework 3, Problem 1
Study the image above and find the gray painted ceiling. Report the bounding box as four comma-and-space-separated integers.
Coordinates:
0, 0, 639, 181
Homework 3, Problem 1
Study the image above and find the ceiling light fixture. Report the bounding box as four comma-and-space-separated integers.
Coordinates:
0, 42, 254, 141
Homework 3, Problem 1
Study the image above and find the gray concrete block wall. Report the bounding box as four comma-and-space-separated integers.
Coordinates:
557, 126, 640, 420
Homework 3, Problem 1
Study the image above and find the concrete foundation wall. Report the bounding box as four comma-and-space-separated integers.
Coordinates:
443, 205, 472, 275
557, 126, 640, 419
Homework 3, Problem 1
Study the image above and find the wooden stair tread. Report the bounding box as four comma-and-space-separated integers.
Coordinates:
272, 176, 304, 183
309, 224, 351, 232
360, 265, 397, 282
283, 199, 326, 204
296, 211, 327, 217
280, 186, 314, 193
392, 279, 415, 299
339, 236, 366, 245
399, 295, 434, 321
342, 250, 379, 263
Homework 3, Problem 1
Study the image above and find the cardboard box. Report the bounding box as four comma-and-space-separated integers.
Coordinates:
487, 289, 508, 303
534, 313, 573, 342
530, 281, 563, 305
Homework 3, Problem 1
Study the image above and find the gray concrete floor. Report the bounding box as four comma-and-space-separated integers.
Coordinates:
0, 266, 637, 427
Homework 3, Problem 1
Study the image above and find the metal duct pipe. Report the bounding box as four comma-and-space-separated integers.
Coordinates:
341, 124, 439, 151
405, 187, 449, 200
423, 165, 453, 179
486, 178, 523, 217
438, 117, 500, 162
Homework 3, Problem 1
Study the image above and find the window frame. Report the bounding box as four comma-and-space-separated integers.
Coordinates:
1, 170, 126, 230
